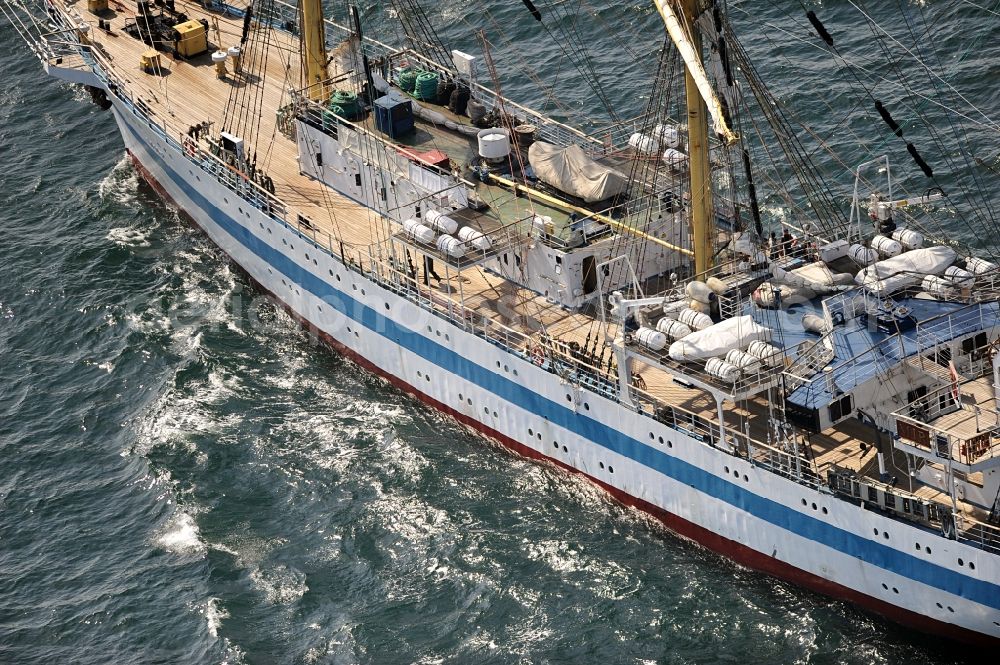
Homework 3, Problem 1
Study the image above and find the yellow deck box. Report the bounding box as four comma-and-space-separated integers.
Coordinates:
140, 49, 162, 74
173, 20, 208, 58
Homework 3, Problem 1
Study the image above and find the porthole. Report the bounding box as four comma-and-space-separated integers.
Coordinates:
599, 462, 605, 469
290, 244, 294, 251
743, 475, 748, 482
329, 269, 334, 276
283, 238, 287, 245
657, 436, 663, 444
970, 562, 975, 570
484, 407, 489, 414
915, 543, 921, 551
528, 427, 533, 436
892, 587, 898, 594
445, 334, 450, 341
926, 546, 932, 554
883, 532, 889, 540
584, 403, 589, 411
536, 432, 541, 440
436, 330, 441, 337
352, 284, 357, 291
305, 253, 310, 261
360, 289, 365, 296
336, 275, 341, 282
726, 467, 731, 475
493, 411, 498, 418
417, 371, 423, 379
733, 470, 739, 478
801, 499, 807, 506
958, 558, 964, 566
881, 583, 888, 590
467, 398, 472, 406
384, 303, 390, 310
267, 228, 272, 234
240, 207, 244, 214
667, 441, 673, 448
427, 325, 433, 332
821, 507, 828, 515
553, 441, 558, 449
513, 369, 517, 376
426, 375, 431, 383
562, 445, 568, 453
608, 466, 614, 473
565, 394, 572, 402
936, 602, 943, 609
873, 528, 879, 536
503, 365, 509, 372
313, 259, 318, 265
947, 606, 954, 613
259, 222, 263, 229
811, 503, 817, 510
649, 432, 655, 440
496, 361, 501, 369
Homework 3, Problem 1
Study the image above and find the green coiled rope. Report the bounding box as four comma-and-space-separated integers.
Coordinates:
414, 71, 440, 101
397, 69, 418, 93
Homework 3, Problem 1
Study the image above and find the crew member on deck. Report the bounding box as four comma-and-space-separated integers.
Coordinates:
423, 256, 442, 285
780, 228, 793, 257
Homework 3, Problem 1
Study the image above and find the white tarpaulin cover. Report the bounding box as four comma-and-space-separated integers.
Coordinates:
528, 142, 628, 203
668, 315, 772, 362
855, 245, 957, 294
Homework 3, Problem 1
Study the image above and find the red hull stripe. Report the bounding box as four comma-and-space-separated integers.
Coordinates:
126, 151, 998, 648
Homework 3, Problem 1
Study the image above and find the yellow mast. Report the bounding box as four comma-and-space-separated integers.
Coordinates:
681, 0, 714, 276
300, 0, 328, 100
654, 0, 734, 275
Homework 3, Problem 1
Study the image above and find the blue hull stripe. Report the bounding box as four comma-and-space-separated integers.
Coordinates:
116, 105, 1000, 611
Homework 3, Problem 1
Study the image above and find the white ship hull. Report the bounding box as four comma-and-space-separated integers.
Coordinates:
104, 89, 1000, 647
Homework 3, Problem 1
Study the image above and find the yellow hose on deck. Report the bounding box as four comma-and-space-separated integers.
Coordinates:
487, 173, 694, 257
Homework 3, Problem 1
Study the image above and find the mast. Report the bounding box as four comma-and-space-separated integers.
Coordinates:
300, 0, 328, 100
653, 0, 737, 275
681, 0, 713, 276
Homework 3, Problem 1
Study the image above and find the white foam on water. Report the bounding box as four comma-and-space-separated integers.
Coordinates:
249, 564, 308, 605
200, 597, 230, 638
156, 510, 207, 557
301, 614, 360, 664
106, 226, 152, 247
98, 154, 140, 205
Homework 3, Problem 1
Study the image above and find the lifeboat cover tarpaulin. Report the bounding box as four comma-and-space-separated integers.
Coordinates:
528, 142, 628, 203
855, 245, 957, 294
668, 315, 772, 362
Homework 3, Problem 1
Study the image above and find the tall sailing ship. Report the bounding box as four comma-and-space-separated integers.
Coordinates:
3, 0, 999, 645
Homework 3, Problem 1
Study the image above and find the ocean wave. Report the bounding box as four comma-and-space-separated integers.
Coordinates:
249, 564, 309, 605
155, 510, 206, 557
97, 154, 139, 206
